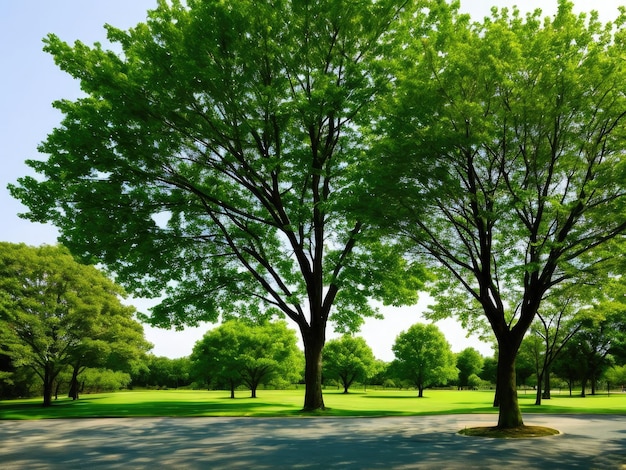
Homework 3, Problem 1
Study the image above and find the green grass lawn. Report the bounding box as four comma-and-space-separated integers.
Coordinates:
1, 388, 625, 420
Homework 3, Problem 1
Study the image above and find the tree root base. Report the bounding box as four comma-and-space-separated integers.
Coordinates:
459, 425, 560, 438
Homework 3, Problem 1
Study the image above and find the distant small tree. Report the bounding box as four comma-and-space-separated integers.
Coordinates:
604, 365, 626, 391
480, 356, 498, 385
391, 323, 458, 397
323, 335, 376, 393
81, 368, 132, 394
467, 374, 482, 390
455, 348, 483, 389
190, 320, 303, 398
368, 360, 390, 388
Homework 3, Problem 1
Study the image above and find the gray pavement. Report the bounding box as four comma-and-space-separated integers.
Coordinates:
1, 414, 625, 469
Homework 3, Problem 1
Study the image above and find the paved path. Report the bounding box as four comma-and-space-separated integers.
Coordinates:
1, 414, 625, 469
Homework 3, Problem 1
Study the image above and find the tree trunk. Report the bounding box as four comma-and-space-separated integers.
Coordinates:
301, 325, 325, 411
542, 370, 551, 400
251, 385, 257, 398
418, 386, 424, 398
590, 373, 597, 395
493, 381, 500, 407
581, 378, 587, 397
68, 366, 80, 400
496, 344, 524, 428
535, 371, 543, 406
42, 366, 53, 407
230, 380, 236, 399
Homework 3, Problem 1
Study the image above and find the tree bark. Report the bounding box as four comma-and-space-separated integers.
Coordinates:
496, 344, 524, 428
68, 366, 80, 400
493, 381, 500, 407
301, 325, 325, 411
535, 371, 543, 406
42, 366, 53, 407
590, 373, 597, 395
542, 370, 551, 400
418, 386, 424, 398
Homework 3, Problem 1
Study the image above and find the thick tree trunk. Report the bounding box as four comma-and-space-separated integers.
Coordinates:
496, 345, 524, 428
418, 386, 424, 398
493, 382, 500, 407
301, 325, 325, 411
251, 385, 257, 398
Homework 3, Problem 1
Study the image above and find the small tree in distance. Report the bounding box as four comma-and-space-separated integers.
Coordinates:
455, 348, 484, 390
323, 335, 376, 393
391, 323, 458, 397
190, 320, 303, 398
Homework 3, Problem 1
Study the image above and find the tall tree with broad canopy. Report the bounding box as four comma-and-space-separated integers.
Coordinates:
322, 335, 375, 393
0, 243, 149, 406
369, 1, 626, 427
390, 323, 458, 397
9, 0, 427, 411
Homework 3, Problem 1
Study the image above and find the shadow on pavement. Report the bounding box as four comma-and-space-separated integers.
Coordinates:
1, 414, 625, 469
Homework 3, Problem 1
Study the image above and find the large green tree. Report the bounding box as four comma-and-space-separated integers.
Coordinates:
322, 335, 375, 393
0, 243, 149, 406
390, 323, 458, 397
371, 2, 626, 427
190, 320, 303, 398
9, 0, 425, 411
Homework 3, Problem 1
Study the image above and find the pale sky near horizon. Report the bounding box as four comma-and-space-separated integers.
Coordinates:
1, 1, 623, 361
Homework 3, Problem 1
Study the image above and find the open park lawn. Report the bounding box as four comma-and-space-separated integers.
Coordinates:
2, 389, 625, 420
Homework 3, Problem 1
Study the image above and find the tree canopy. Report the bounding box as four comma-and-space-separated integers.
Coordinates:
190, 320, 303, 398
322, 335, 376, 393
369, 0, 626, 427
0, 243, 150, 406
455, 347, 484, 389
9, 0, 426, 412
391, 323, 458, 397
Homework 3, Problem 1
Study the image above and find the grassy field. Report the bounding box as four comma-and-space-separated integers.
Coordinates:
2, 388, 625, 420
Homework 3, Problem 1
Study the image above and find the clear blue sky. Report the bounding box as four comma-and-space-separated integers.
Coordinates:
1, 1, 622, 359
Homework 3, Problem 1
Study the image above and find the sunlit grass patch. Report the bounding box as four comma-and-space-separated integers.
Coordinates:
2, 388, 625, 420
